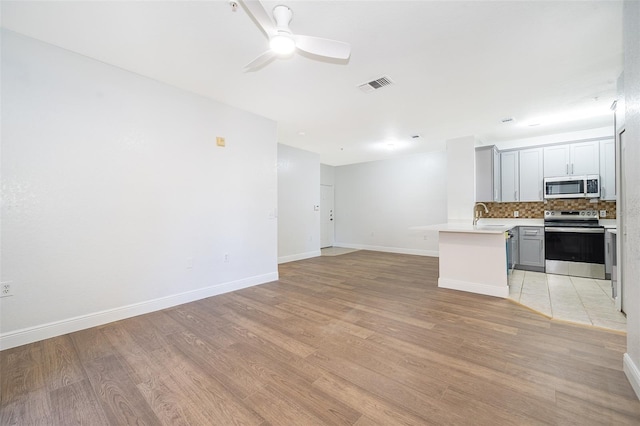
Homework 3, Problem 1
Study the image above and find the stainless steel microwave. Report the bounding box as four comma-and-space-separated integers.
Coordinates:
544, 175, 600, 199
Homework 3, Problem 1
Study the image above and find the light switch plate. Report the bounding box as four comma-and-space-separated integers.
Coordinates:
216, 136, 225, 147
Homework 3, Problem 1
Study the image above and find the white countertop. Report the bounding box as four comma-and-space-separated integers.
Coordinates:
412, 217, 616, 234
411, 223, 515, 234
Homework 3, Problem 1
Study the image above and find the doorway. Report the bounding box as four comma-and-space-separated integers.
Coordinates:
320, 184, 334, 248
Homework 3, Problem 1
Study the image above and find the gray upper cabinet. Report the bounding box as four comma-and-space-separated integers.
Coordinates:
543, 141, 600, 177
600, 139, 616, 200
501, 151, 519, 202
518, 147, 544, 201
475, 145, 500, 202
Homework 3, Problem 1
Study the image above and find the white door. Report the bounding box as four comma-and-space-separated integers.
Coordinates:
320, 184, 334, 248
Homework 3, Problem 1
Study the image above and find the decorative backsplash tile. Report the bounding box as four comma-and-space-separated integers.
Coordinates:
483, 200, 616, 219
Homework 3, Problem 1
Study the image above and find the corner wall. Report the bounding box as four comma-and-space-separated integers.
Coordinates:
334, 152, 446, 255
0, 31, 278, 349
622, 0, 640, 399
277, 144, 321, 263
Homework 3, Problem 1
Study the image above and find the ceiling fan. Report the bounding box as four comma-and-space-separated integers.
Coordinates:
239, 0, 351, 72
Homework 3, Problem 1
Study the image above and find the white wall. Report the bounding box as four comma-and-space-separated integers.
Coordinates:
622, 0, 640, 399
321, 163, 335, 186
0, 31, 278, 349
446, 135, 476, 223
334, 152, 446, 256
277, 144, 320, 263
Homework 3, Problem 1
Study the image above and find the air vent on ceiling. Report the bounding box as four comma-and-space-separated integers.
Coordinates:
500, 117, 516, 124
358, 76, 394, 93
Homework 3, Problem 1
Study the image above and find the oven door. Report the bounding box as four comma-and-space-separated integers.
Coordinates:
544, 227, 605, 278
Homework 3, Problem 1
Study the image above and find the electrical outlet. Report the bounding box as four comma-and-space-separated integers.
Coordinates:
1, 281, 14, 298
513, 211, 519, 218
600, 210, 607, 218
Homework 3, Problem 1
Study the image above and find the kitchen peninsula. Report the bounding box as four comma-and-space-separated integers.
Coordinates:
414, 222, 519, 298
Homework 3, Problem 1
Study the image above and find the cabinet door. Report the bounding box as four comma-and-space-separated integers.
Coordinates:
493, 147, 501, 202
511, 228, 520, 266
571, 141, 600, 175
519, 227, 545, 267
519, 148, 544, 201
475, 146, 494, 202
501, 151, 519, 202
544, 145, 570, 177
600, 139, 616, 200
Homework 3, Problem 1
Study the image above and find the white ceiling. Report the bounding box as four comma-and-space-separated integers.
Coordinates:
1, 0, 623, 165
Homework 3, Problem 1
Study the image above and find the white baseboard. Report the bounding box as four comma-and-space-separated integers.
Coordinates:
278, 250, 321, 264
438, 277, 509, 298
333, 242, 438, 257
624, 353, 640, 400
0, 272, 278, 351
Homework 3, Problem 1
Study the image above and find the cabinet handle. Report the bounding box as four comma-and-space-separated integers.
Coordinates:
602, 187, 606, 198
607, 241, 610, 254
572, 163, 574, 174
566, 164, 569, 174
514, 190, 517, 200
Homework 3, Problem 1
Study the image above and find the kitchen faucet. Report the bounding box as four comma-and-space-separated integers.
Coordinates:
473, 202, 489, 226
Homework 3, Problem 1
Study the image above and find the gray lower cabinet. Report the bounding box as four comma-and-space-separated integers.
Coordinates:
605, 230, 613, 279
518, 226, 545, 272
511, 227, 519, 268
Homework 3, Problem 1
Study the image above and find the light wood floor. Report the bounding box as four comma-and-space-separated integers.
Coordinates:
2, 251, 640, 425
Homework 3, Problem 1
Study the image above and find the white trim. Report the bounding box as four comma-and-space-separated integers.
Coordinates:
624, 353, 640, 400
0, 272, 278, 351
438, 277, 509, 298
333, 243, 438, 257
278, 250, 321, 264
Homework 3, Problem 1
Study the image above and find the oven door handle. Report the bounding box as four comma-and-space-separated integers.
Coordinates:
544, 227, 604, 234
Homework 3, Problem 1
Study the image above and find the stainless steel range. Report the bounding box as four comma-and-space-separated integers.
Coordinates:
544, 210, 605, 279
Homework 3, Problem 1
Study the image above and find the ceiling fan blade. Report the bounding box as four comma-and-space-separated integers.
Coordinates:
239, 0, 277, 38
294, 35, 351, 60
243, 50, 277, 72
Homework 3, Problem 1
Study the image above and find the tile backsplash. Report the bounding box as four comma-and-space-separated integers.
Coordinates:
483, 200, 616, 219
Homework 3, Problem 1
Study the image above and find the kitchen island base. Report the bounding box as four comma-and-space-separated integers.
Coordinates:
437, 228, 510, 298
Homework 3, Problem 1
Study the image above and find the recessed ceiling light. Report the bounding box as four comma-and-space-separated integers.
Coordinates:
298, 131, 306, 136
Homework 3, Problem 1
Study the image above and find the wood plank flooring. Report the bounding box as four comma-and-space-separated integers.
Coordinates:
2, 250, 640, 425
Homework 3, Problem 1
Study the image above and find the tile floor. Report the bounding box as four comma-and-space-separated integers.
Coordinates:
509, 270, 626, 332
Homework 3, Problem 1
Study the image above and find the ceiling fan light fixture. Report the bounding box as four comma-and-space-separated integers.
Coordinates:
269, 34, 296, 56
